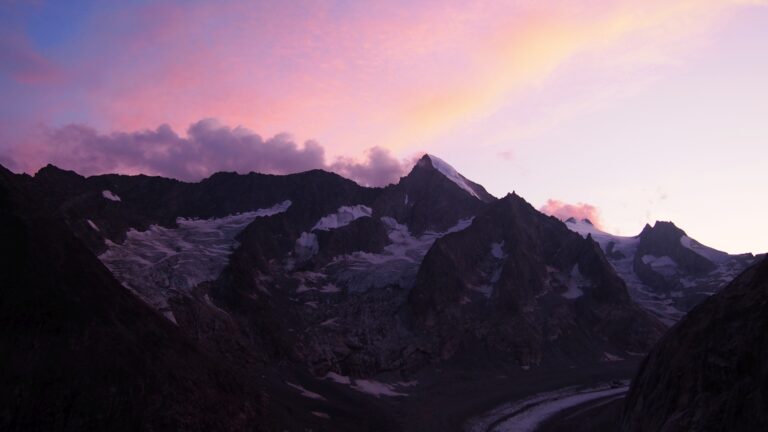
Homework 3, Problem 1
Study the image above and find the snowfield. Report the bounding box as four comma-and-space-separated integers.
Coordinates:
564, 218, 751, 325
427, 154, 485, 200
466, 383, 628, 432
98, 200, 291, 322
322, 216, 474, 292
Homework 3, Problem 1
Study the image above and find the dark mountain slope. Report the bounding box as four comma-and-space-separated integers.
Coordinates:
565, 219, 757, 324
0, 167, 311, 431
621, 256, 768, 432
372, 154, 494, 235
408, 193, 665, 367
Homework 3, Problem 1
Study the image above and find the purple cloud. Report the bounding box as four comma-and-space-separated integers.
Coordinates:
330, 147, 407, 187
2, 119, 409, 186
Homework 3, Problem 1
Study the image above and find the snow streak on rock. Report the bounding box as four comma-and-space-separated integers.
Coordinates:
312, 205, 372, 231
324, 216, 474, 292
99, 200, 291, 321
102, 190, 121, 201
424, 155, 484, 200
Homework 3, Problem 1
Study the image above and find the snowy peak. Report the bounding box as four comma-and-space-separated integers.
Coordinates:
412, 154, 495, 202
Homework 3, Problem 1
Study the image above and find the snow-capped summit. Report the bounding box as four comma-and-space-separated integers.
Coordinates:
414, 154, 495, 202
564, 217, 756, 325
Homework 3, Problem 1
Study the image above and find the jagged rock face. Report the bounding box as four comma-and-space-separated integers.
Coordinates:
566, 219, 757, 325
633, 222, 716, 291
196, 155, 500, 375
371, 154, 493, 235
408, 194, 665, 367
4, 158, 671, 379
621, 257, 768, 432
0, 167, 291, 431
22, 165, 376, 253
637, 222, 715, 274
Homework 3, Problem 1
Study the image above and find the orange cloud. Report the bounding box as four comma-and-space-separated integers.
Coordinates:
540, 199, 604, 229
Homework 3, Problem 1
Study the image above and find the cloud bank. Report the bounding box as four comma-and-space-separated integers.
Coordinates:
4, 120, 410, 186
540, 199, 604, 229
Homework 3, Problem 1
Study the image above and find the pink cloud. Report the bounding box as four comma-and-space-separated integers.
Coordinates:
330, 147, 407, 187
540, 199, 604, 229
2, 120, 408, 186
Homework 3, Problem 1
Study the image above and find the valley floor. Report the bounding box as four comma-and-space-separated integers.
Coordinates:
388, 359, 639, 432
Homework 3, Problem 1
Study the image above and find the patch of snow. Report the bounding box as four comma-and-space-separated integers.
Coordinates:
320, 317, 338, 327
351, 379, 407, 397
311, 411, 330, 419
425, 155, 483, 200
319, 283, 341, 293
102, 190, 121, 202
565, 219, 686, 325
491, 241, 505, 259
98, 201, 291, 320
323, 373, 408, 397
404, 193, 409, 205
680, 235, 730, 263
312, 205, 372, 231
286, 382, 326, 400
325, 216, 474, 292
86, 219, 100, 231
641, 255, 678, 276
603, 352, 624, 362
163, 310, 178, 324
203, 294, 229, 316
325, 372, 352, 385
294, 232, 319, 261
562, 265, 588, 299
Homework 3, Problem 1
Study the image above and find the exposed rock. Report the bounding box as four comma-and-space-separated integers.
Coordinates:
621, 257, 768, 432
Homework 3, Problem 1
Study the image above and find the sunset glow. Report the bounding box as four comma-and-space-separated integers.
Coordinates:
2, 0, 767, 253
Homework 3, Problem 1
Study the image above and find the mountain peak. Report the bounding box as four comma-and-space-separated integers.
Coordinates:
639, 220, 687, 240
412, 154, 495, 202
35, 164, 83, 179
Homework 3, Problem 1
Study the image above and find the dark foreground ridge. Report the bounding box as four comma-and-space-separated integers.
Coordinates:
621, 256, 768, 432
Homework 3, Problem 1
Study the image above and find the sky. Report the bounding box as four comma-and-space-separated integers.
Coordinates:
1, 0, 766, 254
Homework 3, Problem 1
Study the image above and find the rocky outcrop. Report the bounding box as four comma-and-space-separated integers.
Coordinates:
633, 221, 717, 292
0, 167, 280, 431
621, 256, 768, 432
371, 154, 493, 235
408, 193, 666, 367
566, 219, 758, 325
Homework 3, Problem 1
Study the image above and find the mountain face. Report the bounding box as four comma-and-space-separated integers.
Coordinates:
0, 167, 295, 431
620, 256, 768, 432
566, 219, 756, 325
3, 154, 730, 430
408, 194, 665, 367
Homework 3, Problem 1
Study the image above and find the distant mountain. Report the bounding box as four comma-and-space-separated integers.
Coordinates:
621, 256, 768, 432
566, 218, 757, 325
2, 154, 753, 430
